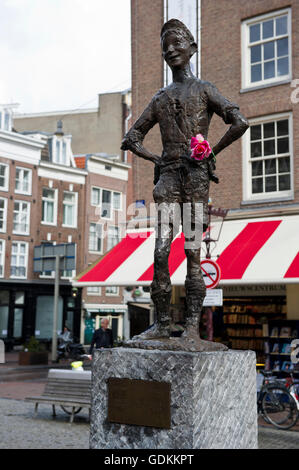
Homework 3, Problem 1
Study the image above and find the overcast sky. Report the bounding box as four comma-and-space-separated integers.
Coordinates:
0, 0, 131, 114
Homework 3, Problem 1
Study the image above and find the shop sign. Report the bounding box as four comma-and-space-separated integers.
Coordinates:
203, 289, 223, 307
222, 284, 286, 297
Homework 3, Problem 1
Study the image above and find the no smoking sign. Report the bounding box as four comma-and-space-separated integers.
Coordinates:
200, 259, 221, 289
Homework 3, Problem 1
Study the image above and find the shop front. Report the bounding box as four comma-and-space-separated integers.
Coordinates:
73, 216, 299, 362
82, 304, 127, 346
0, 281, 82, 350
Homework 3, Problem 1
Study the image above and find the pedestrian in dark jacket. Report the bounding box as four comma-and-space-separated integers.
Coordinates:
88, 318, 113, 356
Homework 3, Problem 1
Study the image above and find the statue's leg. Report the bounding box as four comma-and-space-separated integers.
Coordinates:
133, 197, 179, 340
179, 168, 227, 351
183, 243, 206, 337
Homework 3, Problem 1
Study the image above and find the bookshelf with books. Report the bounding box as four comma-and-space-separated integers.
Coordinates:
222, 296, 286, 363
264, 320, 299, 372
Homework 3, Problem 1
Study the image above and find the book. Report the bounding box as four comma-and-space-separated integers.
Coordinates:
281, 361, 294, 371
280, 327, 291, 337
262, 324, 269, 337
281, 343, 291, 354
270, 327, 279, 337
272, 361, 280, 371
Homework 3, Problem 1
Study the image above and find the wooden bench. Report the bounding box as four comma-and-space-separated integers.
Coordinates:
26, 369, 91, 424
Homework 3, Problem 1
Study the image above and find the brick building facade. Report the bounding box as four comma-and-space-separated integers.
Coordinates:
127, 0, 299, 357
74, 154, 130, 344
129, 0, 298, 215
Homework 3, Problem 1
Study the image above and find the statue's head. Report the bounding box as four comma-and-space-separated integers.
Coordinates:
160, 19, 197, 69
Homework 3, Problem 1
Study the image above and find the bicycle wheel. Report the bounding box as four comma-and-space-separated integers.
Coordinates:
261, 385, 298, 430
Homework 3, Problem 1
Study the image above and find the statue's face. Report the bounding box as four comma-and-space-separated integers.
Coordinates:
162, 31, 193, 69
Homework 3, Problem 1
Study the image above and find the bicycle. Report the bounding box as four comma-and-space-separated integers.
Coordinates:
257, 369, 298, 430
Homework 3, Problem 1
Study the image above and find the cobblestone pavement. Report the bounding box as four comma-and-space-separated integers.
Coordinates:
0, 398, 90, 449
0, 398, 298, 449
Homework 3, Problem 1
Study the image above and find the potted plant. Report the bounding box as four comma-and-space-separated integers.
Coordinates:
19, 337, 48, 365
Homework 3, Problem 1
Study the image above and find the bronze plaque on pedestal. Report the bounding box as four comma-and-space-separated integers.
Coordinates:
107, 378, 171, 429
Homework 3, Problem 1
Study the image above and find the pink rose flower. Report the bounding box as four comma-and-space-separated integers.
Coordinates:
190, 134, 212, 161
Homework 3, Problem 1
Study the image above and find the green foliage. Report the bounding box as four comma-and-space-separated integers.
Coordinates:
24, 336, 45, 352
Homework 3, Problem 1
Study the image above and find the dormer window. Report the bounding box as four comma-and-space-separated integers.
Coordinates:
0, 108, 12, 131
49, 120, 72, 166
56, 139, 67, 164
49, 136, 71, 166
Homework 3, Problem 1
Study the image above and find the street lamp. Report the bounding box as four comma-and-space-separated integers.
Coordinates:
203, 202, 228, 260
202, 201, 228, 342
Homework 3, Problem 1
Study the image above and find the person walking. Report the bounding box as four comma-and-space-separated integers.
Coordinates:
88, 318, 113, 358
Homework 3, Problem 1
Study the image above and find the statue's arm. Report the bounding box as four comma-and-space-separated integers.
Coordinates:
121, 98, 160, 165
205, 82, 249, 157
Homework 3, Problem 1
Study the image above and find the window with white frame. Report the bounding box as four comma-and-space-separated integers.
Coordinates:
13, 201, 30, 235
10, 242, 28, 278
0, 240, 5, 277
15, 167, 32, 195
0, 108, 12, 131
0, 163, 9, 191
112, 191, 121, 210
87, 286, 101, 295
63, 191, 77, 227
61, 269, 76, 279
0, 198, 7, 232
244, 113, 292, 200
107, 226, 120, 251
101, 189, 112, 219
50, 136, 70, 166
105, 286, 119, 296
91, 187, 101, 206
42, 188, 57, 225
242, 9, 291, 89
89, 223, 103, 253
91, 187, 122, 216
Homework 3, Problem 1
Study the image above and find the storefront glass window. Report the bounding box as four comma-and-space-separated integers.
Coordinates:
0, 290, 9, 305
35, 296, 63, 339
15, 291, 25, 304
0, 306, 9, 337
13, 308, 23, 338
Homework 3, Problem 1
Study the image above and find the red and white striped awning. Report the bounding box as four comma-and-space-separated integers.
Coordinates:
73, 215, 299, 287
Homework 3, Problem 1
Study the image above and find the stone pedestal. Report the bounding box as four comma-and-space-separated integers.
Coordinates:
90, 348, 258, 449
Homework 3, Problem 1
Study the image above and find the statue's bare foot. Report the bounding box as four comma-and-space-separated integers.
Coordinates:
131, 322, 170, 341
178, 326, 228, 352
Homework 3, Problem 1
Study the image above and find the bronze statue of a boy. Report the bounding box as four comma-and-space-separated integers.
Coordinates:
121, 19, 249, 351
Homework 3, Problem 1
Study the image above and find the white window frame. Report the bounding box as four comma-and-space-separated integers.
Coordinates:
62, 191, 78, 228
0, 197, 7, 233
0, 163, 9, 192
91, 186, 101, 207
51, 136, 70, 166
15, 167, 32, 195
0, 239, 5, 278
0, 108, 12, 131
242, 112, 293, 202
105, 286, 119, 297
89, 222, 103, 254
61, 269, 76, 280
13, 200, 31, 235
10, 241, 28, 279
107, 225, 121, 252
87, 286, 102, 296
41, 187, 58, 226
112, 191, 122, 211
101, 188, 113, 220
241, 8, 292, 90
